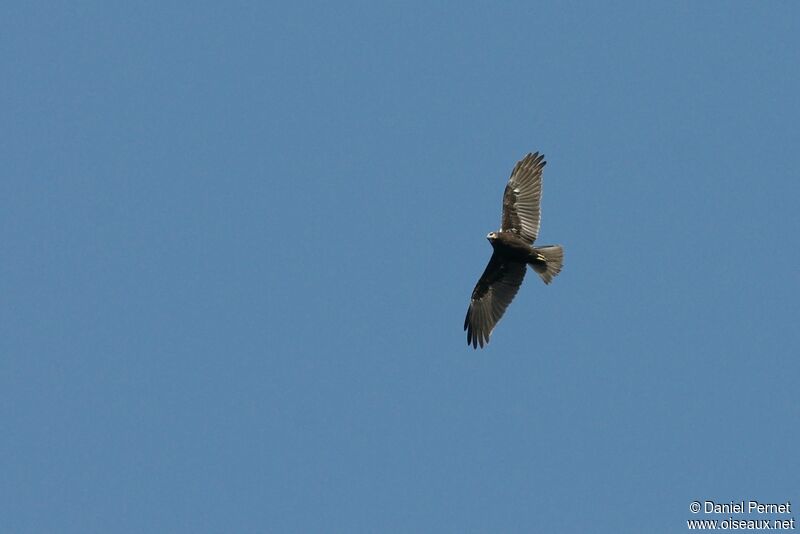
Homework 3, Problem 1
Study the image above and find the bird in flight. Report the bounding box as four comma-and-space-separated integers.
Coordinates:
464, 152, 564, 349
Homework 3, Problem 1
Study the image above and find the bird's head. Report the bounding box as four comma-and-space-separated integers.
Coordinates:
486, 231, 498, 242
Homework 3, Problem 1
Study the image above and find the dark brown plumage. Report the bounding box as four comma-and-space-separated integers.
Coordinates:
464, 152, 564, 349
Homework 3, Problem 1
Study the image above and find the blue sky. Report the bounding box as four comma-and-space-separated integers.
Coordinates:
2, 2, 799, 533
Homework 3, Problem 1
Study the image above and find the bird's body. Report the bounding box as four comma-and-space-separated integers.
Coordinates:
464, 152, 564, 349
489, 231, 537, 262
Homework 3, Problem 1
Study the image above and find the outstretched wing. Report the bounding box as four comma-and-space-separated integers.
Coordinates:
501, 152, 545, 244
464, 254, 527, 349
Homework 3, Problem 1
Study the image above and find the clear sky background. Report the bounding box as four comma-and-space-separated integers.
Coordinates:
2, 2, 799, 533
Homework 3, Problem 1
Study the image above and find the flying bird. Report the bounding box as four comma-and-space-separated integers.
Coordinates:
464, 152, 564, 349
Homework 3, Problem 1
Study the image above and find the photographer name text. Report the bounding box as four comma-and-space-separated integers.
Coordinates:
699, 500, 792, 514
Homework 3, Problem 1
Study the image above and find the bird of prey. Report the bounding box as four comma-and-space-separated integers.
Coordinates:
464, 152, 564, 349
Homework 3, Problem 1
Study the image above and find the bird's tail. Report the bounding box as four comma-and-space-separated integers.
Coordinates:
529, 245, 563, 285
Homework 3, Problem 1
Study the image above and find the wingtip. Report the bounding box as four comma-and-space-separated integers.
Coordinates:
466, 326, 485, 349
519, 151, 546, 170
